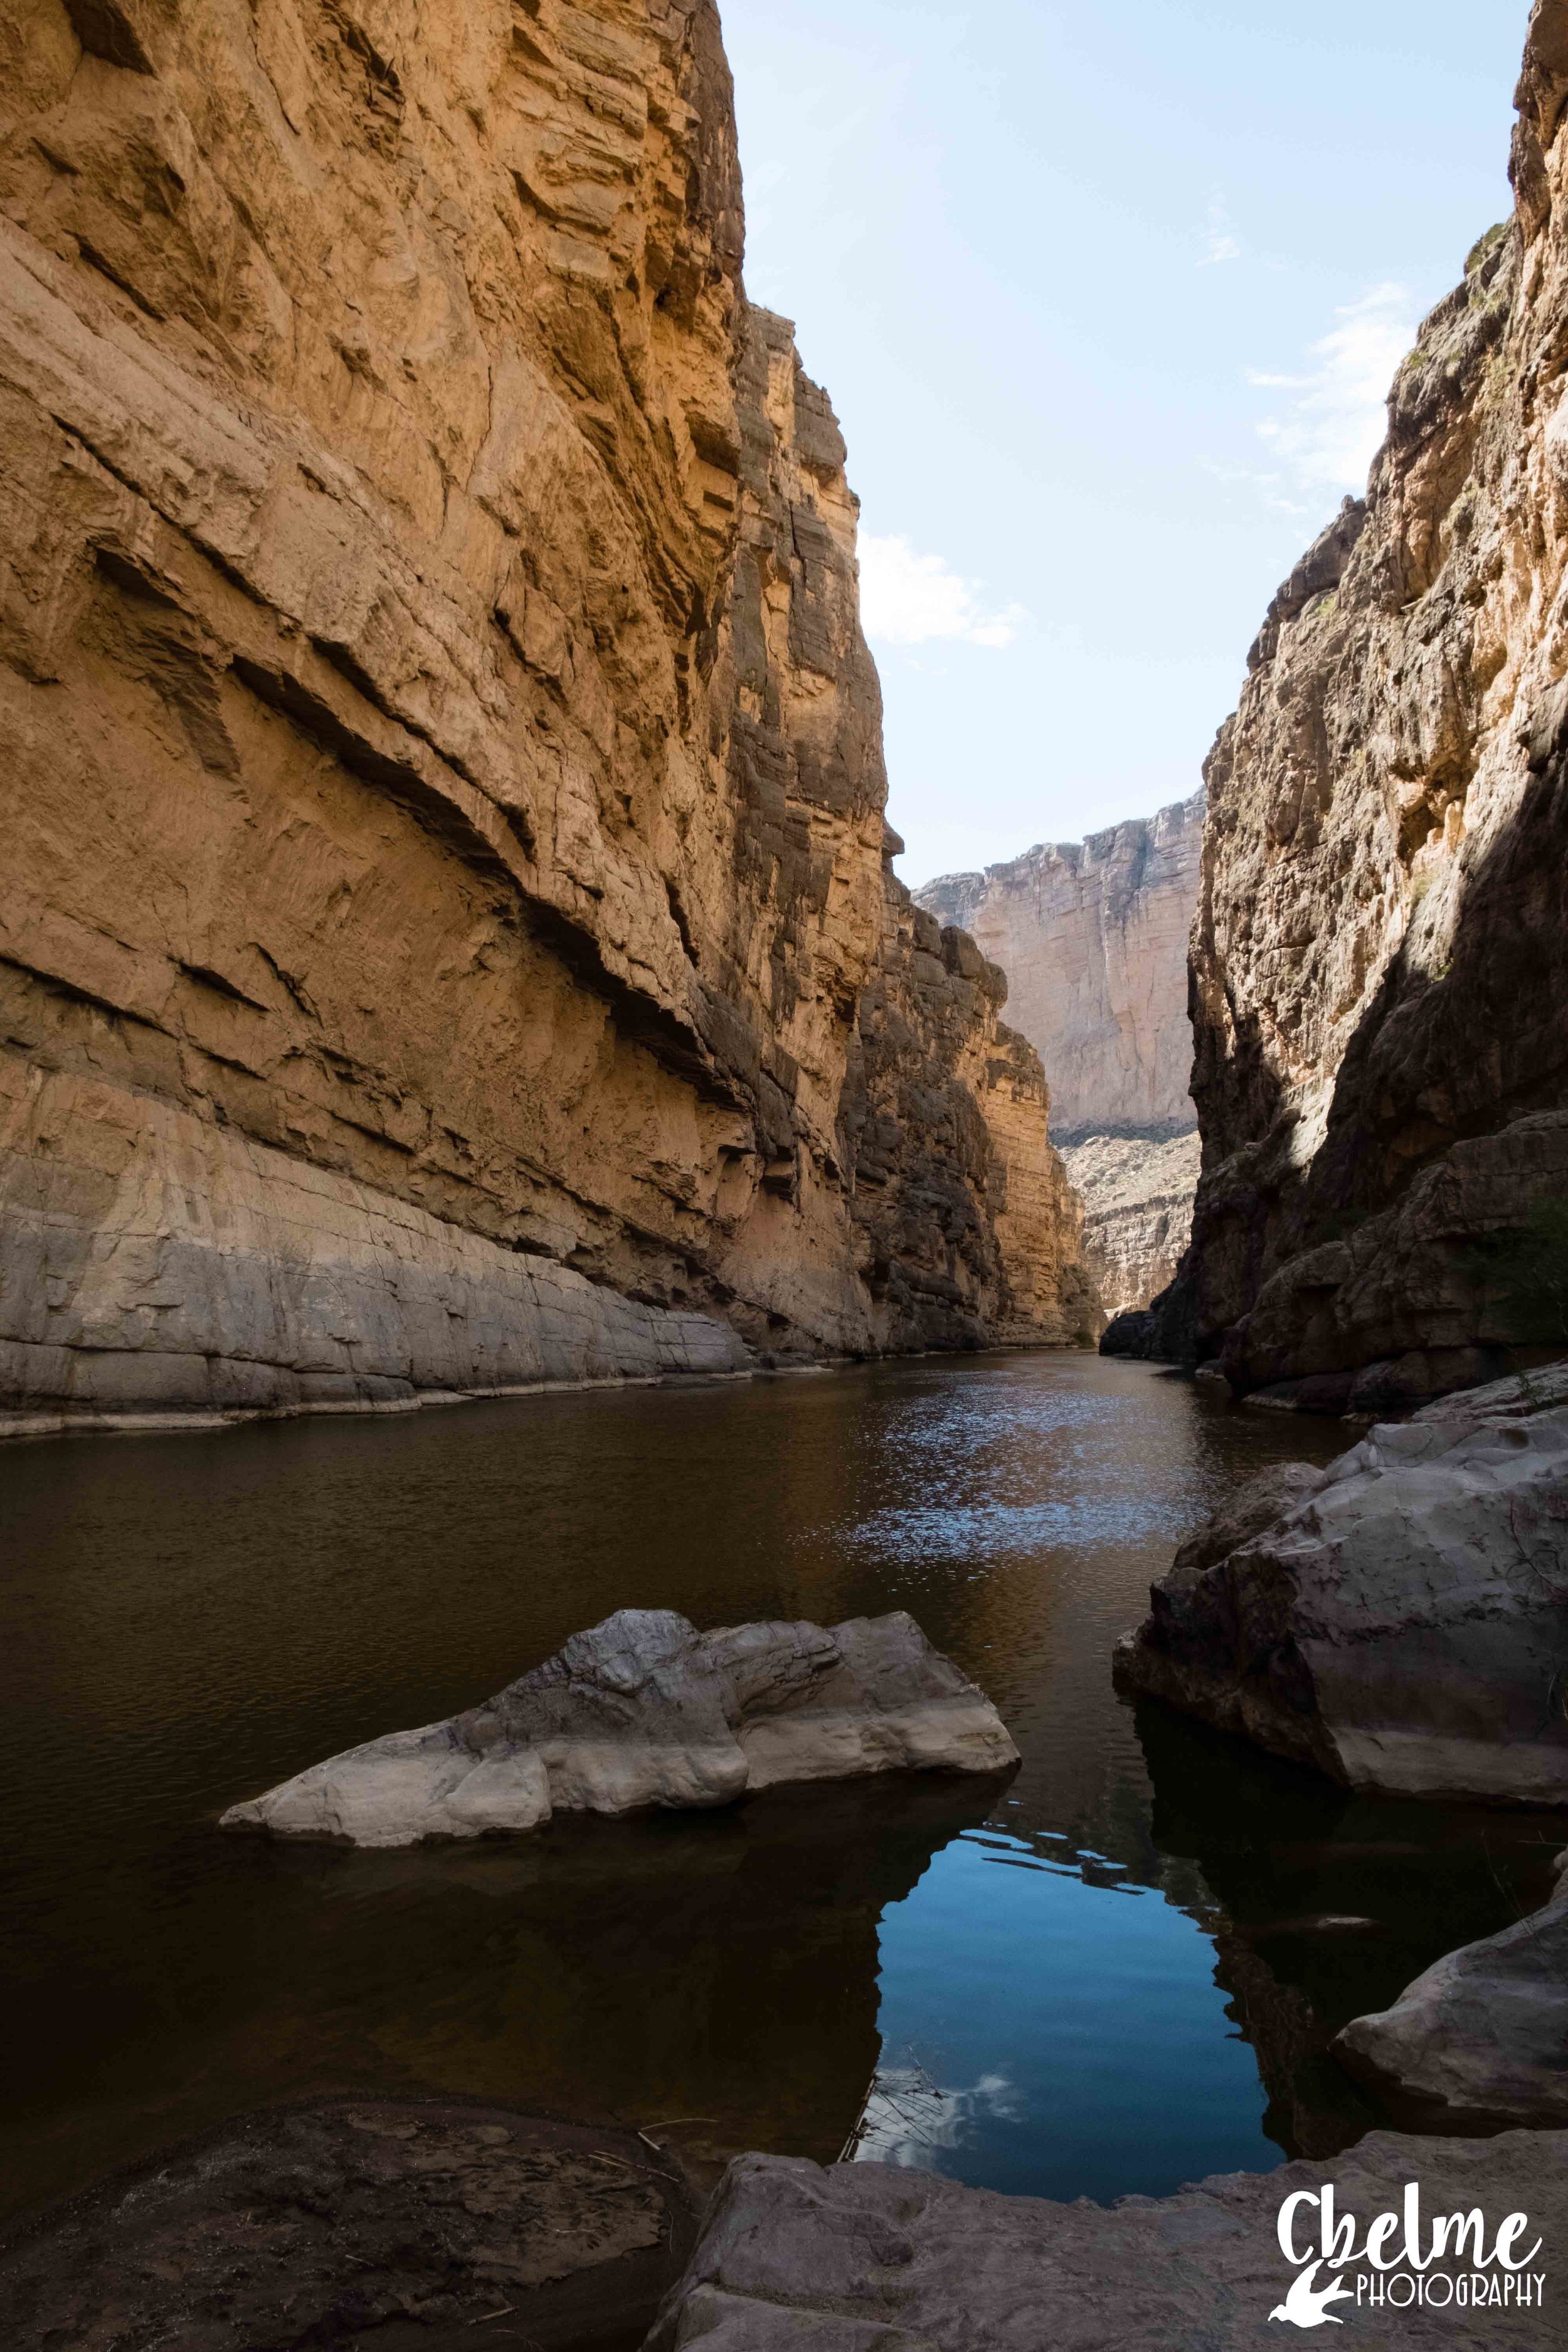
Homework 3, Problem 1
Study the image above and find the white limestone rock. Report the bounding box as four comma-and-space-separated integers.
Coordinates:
1113, 1364, 1568, 1804
221, 1609, 1018, 1846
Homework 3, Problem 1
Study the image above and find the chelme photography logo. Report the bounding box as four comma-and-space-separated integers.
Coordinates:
1269, 2183, 1549, 2326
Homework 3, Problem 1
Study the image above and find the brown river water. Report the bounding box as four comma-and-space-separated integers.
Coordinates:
1, 1353, 1560, 2222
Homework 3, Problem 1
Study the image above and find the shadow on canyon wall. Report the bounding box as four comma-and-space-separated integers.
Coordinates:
1125, 744, 1568, 1392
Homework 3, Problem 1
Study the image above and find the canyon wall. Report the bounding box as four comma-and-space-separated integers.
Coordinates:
0, 0, 1092, 1429
1126, 0, 1568, 1412
916, 793, 1204, 1141
918, 794, 1202, 1313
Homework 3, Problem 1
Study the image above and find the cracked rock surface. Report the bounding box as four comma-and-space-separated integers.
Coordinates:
0, 2099, 692, 2352
1113, 1363, 1568, 1804
645, 2134, 1568, 2350
221, 1608, 1019, 1846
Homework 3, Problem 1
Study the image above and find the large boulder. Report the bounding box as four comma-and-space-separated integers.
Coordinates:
221, 1610, 1017, 1846
646, 2132, 1566, 2348
1335, 1853, 1568, 2130
1113, 1364, 1568, 1803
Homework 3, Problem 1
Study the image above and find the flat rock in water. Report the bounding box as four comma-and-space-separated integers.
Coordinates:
647, 2133, 1568, 2349
0, 2099, 694, 2352
1336, 1853, 1568, 2129
221, 1609, 1018, 1845
1113, 1364, 1568, 1803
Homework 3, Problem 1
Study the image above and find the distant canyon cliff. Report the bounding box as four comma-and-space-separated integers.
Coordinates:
918, 796, 1203, 1313
1123, 0, 1568, 1414
0, 0, 1094, 1429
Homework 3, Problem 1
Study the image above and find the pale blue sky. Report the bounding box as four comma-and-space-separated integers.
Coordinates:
721, 1, 1527, 884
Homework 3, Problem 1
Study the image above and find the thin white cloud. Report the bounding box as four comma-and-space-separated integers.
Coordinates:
1249, 282, 1416, 493
859, 534, 1027, 649
1200, 457, 1311, 521
1199, 198, 1242, 267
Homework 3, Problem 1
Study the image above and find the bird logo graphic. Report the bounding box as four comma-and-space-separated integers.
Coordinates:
1269, 2259, 1353, 2328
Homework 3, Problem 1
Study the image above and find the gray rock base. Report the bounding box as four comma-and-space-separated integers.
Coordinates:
222, 1609, 1019, 1846
1114, 1364, 1568, 1804
0, 1096, 751, 1436
649, 2134, 1567, 2349
1337, 1854, 1568, 2129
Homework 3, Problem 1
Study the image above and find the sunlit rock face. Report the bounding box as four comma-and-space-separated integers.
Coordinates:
0, 0, 1091, 1425
1137, 0, 1568, 1405
917, 794, 1204, 1140
221, 1607, 1020, 1846
918, 794, 1202, 1313
1056, 1128, 1200, 1319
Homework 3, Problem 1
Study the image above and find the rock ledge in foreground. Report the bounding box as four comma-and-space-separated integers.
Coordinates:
1113, 1364, 1568, 1804
0, 2099, 692, 2352
647, 2134, 1568, 2349
222, 1609, 1018, 1846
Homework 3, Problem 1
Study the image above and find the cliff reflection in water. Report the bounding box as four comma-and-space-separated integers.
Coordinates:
1135, 1700, 1568, 2160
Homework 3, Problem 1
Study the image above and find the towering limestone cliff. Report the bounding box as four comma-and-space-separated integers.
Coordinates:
919, 794, 1202, 1313
0, 0, 1093, 1426
1123, 0, 1568, 1411
918, 794, 1203, 1142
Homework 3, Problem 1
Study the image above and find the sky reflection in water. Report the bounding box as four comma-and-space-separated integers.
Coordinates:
0, 1354, 1557, 2220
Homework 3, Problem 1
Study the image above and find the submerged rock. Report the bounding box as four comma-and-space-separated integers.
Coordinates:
222, 1610, 1017, 1846
1335, 1853, 1568, 2131
647, 2132, 1567, 2348
1113, 1365, 1568, 1804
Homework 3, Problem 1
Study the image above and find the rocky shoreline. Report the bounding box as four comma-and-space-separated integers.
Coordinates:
0, 2099, 702, 2352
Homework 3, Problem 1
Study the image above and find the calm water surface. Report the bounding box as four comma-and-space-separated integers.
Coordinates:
1, 1355, 1561, 2220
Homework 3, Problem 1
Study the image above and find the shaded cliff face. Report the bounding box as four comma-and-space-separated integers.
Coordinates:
0, 0, 1088, 1422
919, 796, 1201, 1315
1144, 0, 1568, 1410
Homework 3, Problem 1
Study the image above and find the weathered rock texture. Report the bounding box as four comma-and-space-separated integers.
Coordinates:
1058, 1127, 1200, 1318
0, 2100, 694, 2352
919, 797, 1202, 1316
1131, 1, 1568, 1405
1114, 1364, 1568, 1805
1337, 1851, 1568, 2131
0, 0, 1090, 1429
647, 2134, 1567, 2350
222, 1607, 1019, 1845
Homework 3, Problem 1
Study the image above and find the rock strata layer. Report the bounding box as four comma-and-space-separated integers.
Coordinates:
1113, 1364, 1568, 1804
0, 0, 1090, 1429
916, 793, 1204, 1139
1058, 1127, 1200, 1318
1128, 1, 1568, 1403
1337, 1853, 1568, 2131
221, 1608, 1019, 1845
919, 796, 1202, 1316
647, 2134, 1567, 2349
